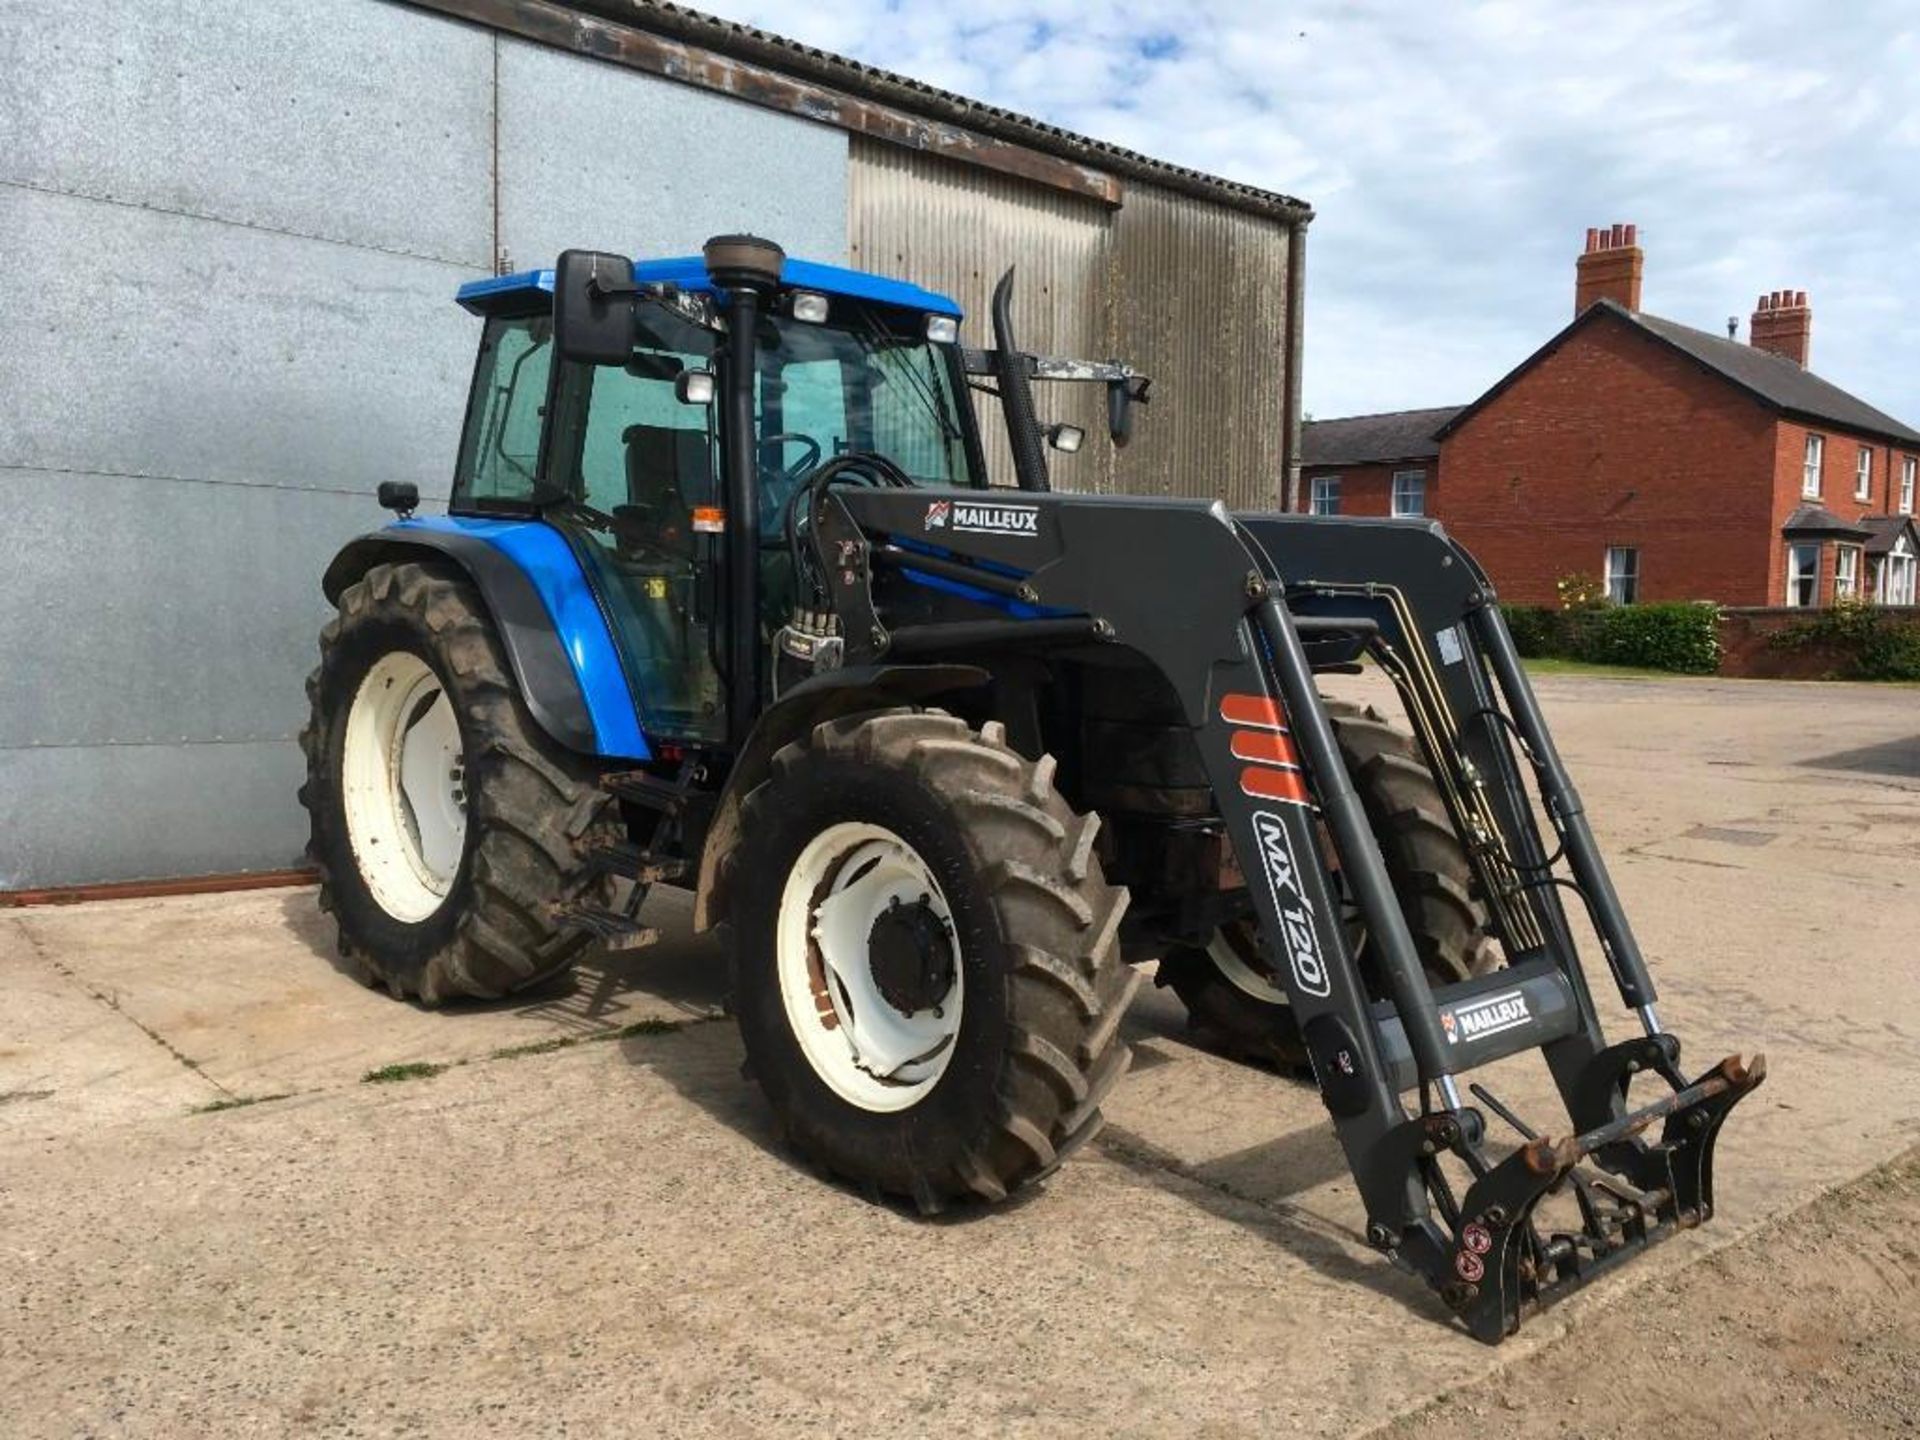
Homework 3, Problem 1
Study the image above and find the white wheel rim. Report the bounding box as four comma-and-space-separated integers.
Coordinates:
1208, 925, 1288, 1004
776, 822, 963, 1113
341, 651, 467, 923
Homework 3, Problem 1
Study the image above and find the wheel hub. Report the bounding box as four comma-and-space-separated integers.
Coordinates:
866, 896, 956, 1017
340, 650, 467, 923
774, 824, 965, 1113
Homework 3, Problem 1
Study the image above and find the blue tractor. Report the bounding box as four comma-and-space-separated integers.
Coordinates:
305, 236, 1762, 1341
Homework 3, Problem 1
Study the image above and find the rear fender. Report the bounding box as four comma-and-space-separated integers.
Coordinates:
690, 663, 990, 932
322, 518, 640, 759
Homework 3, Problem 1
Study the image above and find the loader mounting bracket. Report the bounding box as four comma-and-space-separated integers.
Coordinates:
1404, 1052, 1767, 1343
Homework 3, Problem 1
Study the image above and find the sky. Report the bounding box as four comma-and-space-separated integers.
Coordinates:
692, 0, 1919, 424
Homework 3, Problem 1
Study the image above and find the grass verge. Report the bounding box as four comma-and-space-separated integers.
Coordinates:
1521, 656, 1689, 680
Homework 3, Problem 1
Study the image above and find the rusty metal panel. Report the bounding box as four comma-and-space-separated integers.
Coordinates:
848, 138, 1111, 491
849, 139, 1292, 506
1110, 181, 1292, 511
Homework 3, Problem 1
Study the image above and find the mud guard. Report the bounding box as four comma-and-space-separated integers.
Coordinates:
690, 663, 991, 933
323, 525, 604, 758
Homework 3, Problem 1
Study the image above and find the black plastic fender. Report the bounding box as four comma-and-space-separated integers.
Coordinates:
322, 531, 599, 756
691, 663, 991, 932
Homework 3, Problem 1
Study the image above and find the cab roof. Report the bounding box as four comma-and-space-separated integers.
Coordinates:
456, 254, 962, 319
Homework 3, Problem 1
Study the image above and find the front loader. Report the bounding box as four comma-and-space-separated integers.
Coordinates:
304, 234, 1763, 1341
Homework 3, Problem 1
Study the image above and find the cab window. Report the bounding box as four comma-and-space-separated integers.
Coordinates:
754, 305, 974, 527
453, 313, 552, 505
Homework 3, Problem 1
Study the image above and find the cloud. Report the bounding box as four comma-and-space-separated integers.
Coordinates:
694, 0, 1920, 426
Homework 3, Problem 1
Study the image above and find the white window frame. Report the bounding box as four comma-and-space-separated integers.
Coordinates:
1604, 546, 1639, 605
1390, 468, 1427, 518
1855, 446, 1873, 501
1786, 542, 1820, 607
1802, 434, 1824, 498
1834, 543, 1862, 601
1310, 474, 1340, 516
1901, 456, 1916, 515
1881, 535, 1916, 607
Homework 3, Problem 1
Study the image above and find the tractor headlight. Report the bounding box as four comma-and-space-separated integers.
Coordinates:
925, 314, 959, 345
791, 290, 830, 324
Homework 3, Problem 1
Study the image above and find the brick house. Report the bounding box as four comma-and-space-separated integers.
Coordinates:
1299, 406, 1459, 519
1305, 225, 1920, 609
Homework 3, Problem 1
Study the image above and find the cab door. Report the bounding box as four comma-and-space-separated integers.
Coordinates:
544, 300, 728, 744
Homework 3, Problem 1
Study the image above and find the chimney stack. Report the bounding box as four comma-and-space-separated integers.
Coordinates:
1575, 222, 1644, 315
1750, 289, 1812, 367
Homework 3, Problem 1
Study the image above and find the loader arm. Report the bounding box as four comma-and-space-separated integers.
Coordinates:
812, 485, 1764, 1342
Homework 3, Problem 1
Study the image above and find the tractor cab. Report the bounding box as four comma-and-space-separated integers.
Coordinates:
443, 239, 987, 749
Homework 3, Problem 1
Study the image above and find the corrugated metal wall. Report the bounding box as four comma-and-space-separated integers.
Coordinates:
849, 137, 1292, 508
0, 0, 846, 890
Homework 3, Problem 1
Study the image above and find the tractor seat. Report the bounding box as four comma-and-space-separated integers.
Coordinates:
620, 424, 709, 558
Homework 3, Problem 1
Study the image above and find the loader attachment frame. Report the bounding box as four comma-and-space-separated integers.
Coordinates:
809, 490, 1763, 1341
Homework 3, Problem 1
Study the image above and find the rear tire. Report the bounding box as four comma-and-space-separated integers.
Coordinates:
299, 560, 619, 1003
731, 710, 1139, 1211
1159, 699, 1497, 1063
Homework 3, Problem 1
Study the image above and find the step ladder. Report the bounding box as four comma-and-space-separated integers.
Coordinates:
550, 763, 696, 952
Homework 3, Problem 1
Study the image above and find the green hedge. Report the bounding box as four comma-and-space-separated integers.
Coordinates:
1767, 601, 1920, 680
1502, 605, 1559, 658
1500, 601, 1721, 674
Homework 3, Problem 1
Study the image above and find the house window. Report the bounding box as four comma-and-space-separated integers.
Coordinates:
1901, 456, 1916, 514
1802, 434, 1824, 497
1391, 468, 1426, 517
1834, 543, 1862, 601
1310, 475, 1340, 516
1881, 536, 1916, 607
1604, 546, 1640, 605
1855, 447, 1873, 501
1786, 542, 1820, 606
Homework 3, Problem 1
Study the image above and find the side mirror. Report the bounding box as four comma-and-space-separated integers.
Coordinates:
377, 481, 419, 516
1107, 380, 1132, 449
676, 369, 715, 406
553, 249, 638, 366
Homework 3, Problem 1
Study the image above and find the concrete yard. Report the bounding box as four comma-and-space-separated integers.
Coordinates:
3, 671, 1917, 1437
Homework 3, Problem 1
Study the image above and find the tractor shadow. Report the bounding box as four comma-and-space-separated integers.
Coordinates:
285, 884, 1460, 1313
278, 885, 727, 1032
613, 924, 1453, 1318
1101, 990, 1450, 1321
607, 907, 1056, 1225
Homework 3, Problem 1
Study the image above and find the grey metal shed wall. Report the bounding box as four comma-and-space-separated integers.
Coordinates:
848, 137, 1294, 508
0, 0, 845, 890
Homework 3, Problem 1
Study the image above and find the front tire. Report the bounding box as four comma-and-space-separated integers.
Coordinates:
1159, 699, 1498, 1064
299, 560, 618, 1003
732, 710, 1139, 1212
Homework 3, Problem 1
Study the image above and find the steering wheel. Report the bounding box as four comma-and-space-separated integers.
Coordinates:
758, 432, 823, 486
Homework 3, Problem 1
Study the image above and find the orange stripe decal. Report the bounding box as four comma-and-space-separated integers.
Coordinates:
1231, 730, 1301, 768
1240, 766, 1310, 804
1219, 693, 1287, 730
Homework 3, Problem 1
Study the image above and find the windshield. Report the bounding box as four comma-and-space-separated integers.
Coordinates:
754, 302, 976, 523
